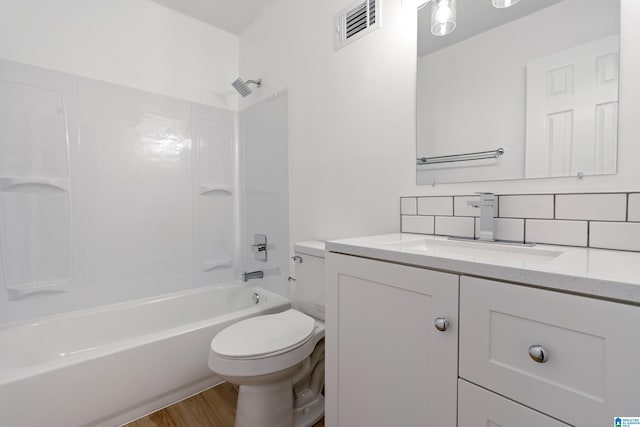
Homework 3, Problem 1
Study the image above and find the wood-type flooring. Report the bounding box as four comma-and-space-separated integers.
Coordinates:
125, 382, 324, 427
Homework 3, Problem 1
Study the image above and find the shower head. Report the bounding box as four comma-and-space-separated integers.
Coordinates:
231, 77, 262, 97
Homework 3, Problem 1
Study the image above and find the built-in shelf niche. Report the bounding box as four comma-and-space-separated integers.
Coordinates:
201, 258, 234, 272
193, 109, 236, 284
0, 79, 72, 301
199, 185, 233, 196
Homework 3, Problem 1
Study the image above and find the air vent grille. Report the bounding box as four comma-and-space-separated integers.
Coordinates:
346, 3, 368, 38
369, 0, 376, 25
335, 0, 380, 50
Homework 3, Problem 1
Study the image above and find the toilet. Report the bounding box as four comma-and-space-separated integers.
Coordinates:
208, 241, 326, 427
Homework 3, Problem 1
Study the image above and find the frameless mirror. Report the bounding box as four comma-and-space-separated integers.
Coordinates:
416, 0, 621, 185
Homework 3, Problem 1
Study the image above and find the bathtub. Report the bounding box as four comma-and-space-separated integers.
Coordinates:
0, 283, 289, 427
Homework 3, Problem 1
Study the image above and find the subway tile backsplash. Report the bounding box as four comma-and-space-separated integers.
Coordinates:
589, 222, 640, 251
526, 220, 588, 247
400, 197, 418, 215
417, 196, 454, 216
435, 216, 474, 238
400, 192, 640, 252
498, 195, 554, 219
628, 193, 640, 222
555, 193, 626, 221
402, 215, 435, 235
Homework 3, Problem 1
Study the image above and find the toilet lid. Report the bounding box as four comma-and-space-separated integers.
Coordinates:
211, 309, 316, 358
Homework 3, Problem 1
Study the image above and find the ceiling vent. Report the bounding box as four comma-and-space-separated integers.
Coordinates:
335, 0, 380, 50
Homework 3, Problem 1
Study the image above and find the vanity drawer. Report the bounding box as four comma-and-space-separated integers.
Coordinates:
458, 379, 569, 427
459, 276, 640, 427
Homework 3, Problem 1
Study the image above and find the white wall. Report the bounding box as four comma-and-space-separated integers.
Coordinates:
0, 0, 239, 109
240, 0, 640, 262
239, 0, 417, 251
417, 0, 619, 183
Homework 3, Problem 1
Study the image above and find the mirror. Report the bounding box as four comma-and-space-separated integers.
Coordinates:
416, 0, 621, 185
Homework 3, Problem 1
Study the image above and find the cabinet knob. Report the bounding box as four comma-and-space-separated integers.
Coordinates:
528, 345, 549, 363
434, 317, 449, 332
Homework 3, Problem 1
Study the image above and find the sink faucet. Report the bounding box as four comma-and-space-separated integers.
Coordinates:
468, 192, 496, 241
243, 270, 264, 282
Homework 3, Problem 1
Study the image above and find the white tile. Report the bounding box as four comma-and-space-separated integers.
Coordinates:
590, 222, 640, 251
455, 195, 498, 217
525, 220, 588, 247
499, 195, 554, 219
401, 197, 417, 215
402, 215, 434, 234
435, 216, 474, 238
556, 193, 626, 221
418, 197, 453, 216
629, 194, 640, 222
475, 218, 524, 242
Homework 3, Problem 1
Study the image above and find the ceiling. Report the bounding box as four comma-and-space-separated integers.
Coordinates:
149, 0, 279, 35
418, 0, 565, 56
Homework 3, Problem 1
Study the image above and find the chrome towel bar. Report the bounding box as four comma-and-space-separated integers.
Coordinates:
417, 148, 505, 165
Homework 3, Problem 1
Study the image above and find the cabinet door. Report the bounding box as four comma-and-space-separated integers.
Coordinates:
458, 379, 570, 427
460, 276, 640, 426
325, 253, 459, 427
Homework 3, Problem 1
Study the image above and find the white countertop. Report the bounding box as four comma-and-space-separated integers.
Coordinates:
326, 233, 640, 305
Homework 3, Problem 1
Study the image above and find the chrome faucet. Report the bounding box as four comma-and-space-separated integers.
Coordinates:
242, 270, 264, 282
467, 192, 496, 241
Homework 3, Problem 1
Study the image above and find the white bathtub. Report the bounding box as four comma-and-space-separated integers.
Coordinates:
0, 283, 289, 427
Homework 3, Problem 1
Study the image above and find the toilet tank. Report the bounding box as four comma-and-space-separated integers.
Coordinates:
292, 241, 326, 321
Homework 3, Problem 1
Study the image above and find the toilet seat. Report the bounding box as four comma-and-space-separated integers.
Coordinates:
208, 310, 325, 378
211, 309, 316, 359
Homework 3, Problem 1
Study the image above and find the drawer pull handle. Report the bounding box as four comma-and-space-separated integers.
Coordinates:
434, 317, 449, 332
528, 345, 549, 363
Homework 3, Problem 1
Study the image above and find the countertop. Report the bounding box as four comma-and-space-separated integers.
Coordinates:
326, 233, 640, 305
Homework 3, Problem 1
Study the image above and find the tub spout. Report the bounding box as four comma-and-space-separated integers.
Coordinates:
243, 270, 264, 282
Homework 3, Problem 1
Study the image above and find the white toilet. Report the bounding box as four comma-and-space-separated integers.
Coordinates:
208, 241, 326, 427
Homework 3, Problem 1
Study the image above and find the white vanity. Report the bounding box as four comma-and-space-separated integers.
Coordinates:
324, 234, 640, 427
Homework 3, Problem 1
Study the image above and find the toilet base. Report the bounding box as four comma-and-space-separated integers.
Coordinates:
294, 394, 324, 427
235, 380, 293, 427
234, 382, 325, 427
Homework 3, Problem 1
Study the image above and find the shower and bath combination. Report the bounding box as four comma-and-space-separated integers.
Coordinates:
231, 77, 262, 97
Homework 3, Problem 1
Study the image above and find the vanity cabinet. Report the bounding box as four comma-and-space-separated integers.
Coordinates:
326, 251, 640, 427
325, 252, 459, 427
458, 379, 569, 427
459, 276, 640, 427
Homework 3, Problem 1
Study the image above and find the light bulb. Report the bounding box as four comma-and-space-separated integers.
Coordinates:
492, 0, 521, 8
431, 0, 456, 36
434, 2, 452, 24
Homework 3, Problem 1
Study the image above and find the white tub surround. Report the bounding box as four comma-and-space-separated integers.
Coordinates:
0, 59, 239, 324
401, 192, 640, 252
327, 233, 640, 304
0, 284, 289, 427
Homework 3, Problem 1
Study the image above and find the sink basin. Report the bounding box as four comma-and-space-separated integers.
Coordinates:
383, 237, 563, 266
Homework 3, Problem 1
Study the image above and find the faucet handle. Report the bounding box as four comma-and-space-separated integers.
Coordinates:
475, 192, 496, 201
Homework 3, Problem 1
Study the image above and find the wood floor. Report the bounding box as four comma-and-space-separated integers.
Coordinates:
125, 382, 324, 427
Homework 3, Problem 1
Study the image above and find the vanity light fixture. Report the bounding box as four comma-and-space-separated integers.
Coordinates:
431, 0, 457, 36
404, 0, 522, 36
492, 0, 521, 8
